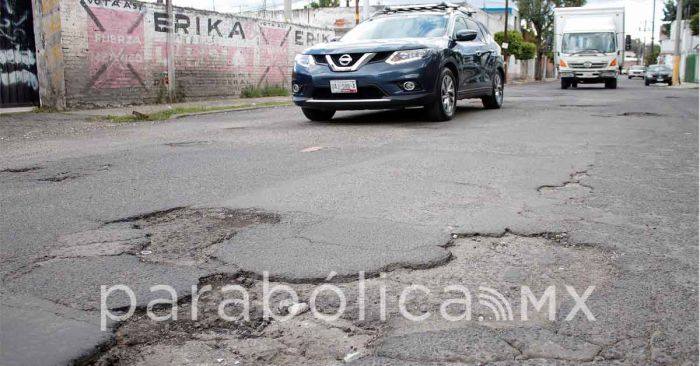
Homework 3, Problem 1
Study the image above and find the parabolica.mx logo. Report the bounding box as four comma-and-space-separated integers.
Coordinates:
99, 271, 596, 331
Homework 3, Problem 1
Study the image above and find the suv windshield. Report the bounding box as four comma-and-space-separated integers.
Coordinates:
562, 32, 616, 54
631, 66, 646, 70
648, 65, 671, 73
341, 15, 449, 41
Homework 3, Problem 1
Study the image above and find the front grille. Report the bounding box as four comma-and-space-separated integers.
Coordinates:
313, 86, 385, 100
329, 53, 365, 67
569, 62, 607, 69
312, 52, 393, 69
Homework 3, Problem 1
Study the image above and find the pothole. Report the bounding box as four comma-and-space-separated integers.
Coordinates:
87, 232, 615, 365
37, 172, 85, 182
538, 170, 594, 201
618, 112, 663, 117
559, 104, 604, 108
49, 208, 281, 267
1, 166, 43, 173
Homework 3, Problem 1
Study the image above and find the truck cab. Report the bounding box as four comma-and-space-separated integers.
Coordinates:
554, 7, 625, 89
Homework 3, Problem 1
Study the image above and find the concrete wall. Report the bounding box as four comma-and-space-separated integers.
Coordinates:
36, 0, 333, 108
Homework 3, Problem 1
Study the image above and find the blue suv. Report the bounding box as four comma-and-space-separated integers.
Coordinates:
292, 3, 505, 122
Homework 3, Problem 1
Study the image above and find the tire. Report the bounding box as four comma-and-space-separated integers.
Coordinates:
302, 108, 336, 121
482, 71, 504, 109
561, 79, 571, 89
604, 79, 617, 89
425, 68, 457, 121
645, 80, 650, 86
572, 82, 578, 88
668, 81, 673, 86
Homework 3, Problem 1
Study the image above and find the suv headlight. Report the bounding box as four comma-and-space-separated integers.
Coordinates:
386, 49, 431, 65
295, 54, 315, 67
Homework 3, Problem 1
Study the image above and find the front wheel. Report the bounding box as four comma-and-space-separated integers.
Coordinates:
604, 79, 617, 89
482, 71, 504, 109
302, 108, 336, 121
561, 79, 571, 89
425, 68, 457, 121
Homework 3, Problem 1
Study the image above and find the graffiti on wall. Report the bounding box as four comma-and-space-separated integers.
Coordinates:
1, 0, 40, 107
74, 0, 333, 101
82, 1, 146, 89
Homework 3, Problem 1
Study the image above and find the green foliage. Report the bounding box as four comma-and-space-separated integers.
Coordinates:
494, 30, 523, 57
308, 0, 339, 8
644, 45, 661, 66
240, 84, 290, 98
662, 0, 700, 35
494, 31, 536, 60
519, 42, 537, 60
691, 13, 699, 35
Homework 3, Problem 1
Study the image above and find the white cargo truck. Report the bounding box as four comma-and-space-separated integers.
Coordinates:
554, 7, 625, 89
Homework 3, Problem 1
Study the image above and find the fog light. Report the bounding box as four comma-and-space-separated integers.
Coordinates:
292, 83, 301, 94
402, 81, 417, 91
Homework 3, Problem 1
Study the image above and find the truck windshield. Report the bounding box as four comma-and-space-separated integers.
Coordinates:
341, 15, 449, 41
562, 32, 616, 54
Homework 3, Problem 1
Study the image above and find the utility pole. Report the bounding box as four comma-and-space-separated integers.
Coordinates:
362, 0, 370, 22
672, 0, 683, 85
355, 0, 360, 25
503, 0, 509, 82
650, 0, 657, 65
284, 0, 291, 22
166, 0, 175, 103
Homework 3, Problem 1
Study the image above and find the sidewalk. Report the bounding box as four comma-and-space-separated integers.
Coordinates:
66, 96, 292, 119
671, 82, 699, 89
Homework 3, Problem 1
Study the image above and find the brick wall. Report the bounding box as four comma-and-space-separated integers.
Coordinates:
52, 0, 333, 108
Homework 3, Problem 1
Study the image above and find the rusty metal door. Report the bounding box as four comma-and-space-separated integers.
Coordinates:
1, 0, 39, 108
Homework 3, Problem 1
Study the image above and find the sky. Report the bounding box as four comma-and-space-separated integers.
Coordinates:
166, 0, 667, 40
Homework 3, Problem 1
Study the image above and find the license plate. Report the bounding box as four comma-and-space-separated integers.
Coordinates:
657, 78, 664, 82
330, 80, 358, 94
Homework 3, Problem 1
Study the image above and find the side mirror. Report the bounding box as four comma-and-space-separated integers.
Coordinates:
455, 30, 478, 42
329, 36, 341, 42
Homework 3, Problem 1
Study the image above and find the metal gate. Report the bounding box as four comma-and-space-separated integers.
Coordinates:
1, 0, 39, 108
685, 54, 697, 83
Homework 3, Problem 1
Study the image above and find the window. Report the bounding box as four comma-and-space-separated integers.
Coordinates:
453, 17, 468, 37
342, 15, 449, 41
465, 19, 485, 42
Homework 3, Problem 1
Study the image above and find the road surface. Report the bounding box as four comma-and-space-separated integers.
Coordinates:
1, 79, 697, 365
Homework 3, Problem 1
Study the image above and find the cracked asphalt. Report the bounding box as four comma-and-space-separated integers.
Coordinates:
0, 79, 698, 365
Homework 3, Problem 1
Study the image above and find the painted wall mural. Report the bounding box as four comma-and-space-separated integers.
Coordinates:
68, 0, 333, 105
1, 0, 40, 107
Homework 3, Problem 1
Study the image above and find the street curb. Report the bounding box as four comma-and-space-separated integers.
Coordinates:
170, 103, 293, 120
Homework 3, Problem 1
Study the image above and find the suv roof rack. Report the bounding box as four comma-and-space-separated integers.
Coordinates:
379, 2, 476, 16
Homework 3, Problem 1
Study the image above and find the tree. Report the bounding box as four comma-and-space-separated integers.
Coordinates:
662, 0, 699, 35
494, 30, 537, 60
691, 13, 699, 35
645, 44, 661, 66
494, 30, 524, 57
516, 0, 587, 80
308, 0, 340, 8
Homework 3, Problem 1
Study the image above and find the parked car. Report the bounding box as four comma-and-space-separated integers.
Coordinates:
628, 65, 647, 79
645, 64, 673, 86
292, 3, 505, 122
